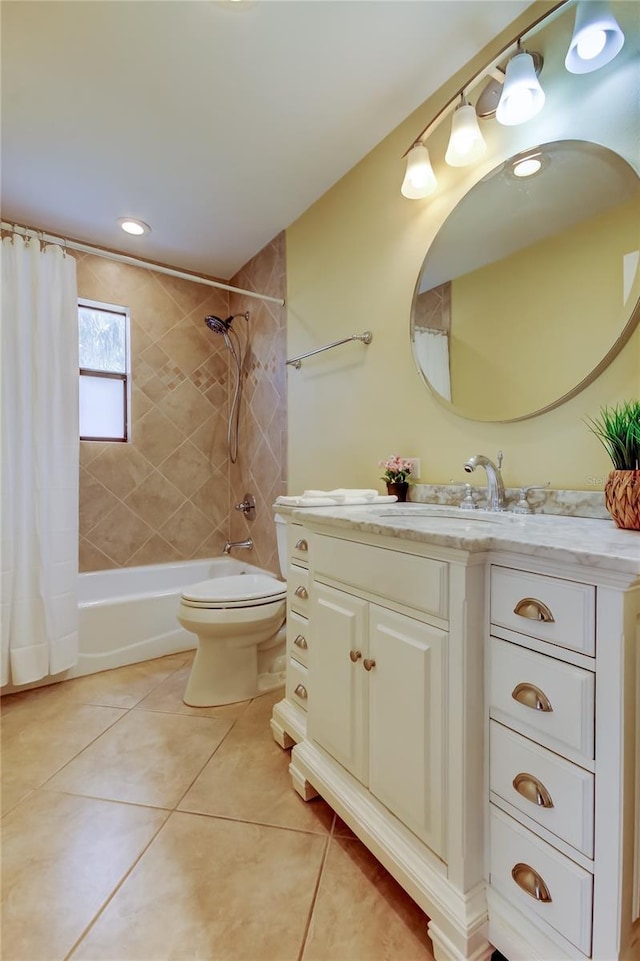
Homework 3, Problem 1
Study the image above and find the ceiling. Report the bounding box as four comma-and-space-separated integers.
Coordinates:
1, 0, 532, 280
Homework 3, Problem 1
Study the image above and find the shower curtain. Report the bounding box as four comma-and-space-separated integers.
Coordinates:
1, 234, 80, 686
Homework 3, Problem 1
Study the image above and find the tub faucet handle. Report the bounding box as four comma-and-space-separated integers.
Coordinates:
234, 493, 256, 516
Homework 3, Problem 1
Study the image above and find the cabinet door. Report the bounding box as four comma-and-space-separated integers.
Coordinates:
308, 583, 369, 784
368, 604, 446, 856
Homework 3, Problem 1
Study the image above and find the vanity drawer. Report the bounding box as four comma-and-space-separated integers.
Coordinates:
287, 609, 309, 668
491, 566, 595, 656
490, 806, 593, 955
314, 534, 448, 620
489, 637, 594, 763
490, 721, 594, 858
288, 565, 310, 618
286, 657, 309, 712
287, 524, 310, 568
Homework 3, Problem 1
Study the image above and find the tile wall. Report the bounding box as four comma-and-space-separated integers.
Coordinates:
77, 234, 287, 574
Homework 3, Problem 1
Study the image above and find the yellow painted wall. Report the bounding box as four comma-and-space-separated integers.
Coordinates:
450, 195, 640, 420
286, 1, 640, 493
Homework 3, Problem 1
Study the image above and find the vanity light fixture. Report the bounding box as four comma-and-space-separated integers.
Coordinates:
118, 218, 150, 236
444, 96, 487, 167
496, 42, 545, 126
565, 0, 625, 73
401, 142, 438, 199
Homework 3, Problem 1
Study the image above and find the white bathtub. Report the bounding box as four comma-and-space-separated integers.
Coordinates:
74, 556, 274, 678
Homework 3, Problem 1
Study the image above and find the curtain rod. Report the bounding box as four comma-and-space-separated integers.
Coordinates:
1, 221, 286, 307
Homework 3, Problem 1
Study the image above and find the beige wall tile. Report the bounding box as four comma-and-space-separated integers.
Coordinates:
126, 533, 183, 567
124, 470, 185, 529
86, 442, 152, 501
159, 500, 214, 558
79, 470, 120, 534
87, 503, 154, 565
134, 407, 185, 467
160, 440, 213, 498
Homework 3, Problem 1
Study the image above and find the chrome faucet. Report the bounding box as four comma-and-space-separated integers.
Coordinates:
223, 537, 253, 555
463, 451, 505, 512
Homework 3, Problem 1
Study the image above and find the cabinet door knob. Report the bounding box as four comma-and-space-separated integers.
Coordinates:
294, 586, 308, 599
363, 658, 376, 672
511, 682, 553, 713
294, 683, 308, 700
349, 650, 362, 663
293, 634, 308, 650
295, 538, 308, 552
512, 772, 554, 809
511, 862, 552, 903
513, 597, 555, 623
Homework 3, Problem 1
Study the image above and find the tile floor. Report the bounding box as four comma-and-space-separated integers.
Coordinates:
1, 652, 436, 961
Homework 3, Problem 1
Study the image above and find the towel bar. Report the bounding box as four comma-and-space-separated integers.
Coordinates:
286, 331, 372, 369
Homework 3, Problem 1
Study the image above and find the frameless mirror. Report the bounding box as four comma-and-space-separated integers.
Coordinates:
410, 139, 640, 422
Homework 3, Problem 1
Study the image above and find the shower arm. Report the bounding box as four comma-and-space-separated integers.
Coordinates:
286, 331, 373, 370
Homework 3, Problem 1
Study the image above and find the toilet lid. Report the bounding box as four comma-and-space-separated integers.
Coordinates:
181, 573, 286, 605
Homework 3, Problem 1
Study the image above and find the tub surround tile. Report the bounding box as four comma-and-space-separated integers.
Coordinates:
123, 470, 185, 530
178, 690, 335, 835
70, 811, 327, 961
86, 443, 153, 501
158, 378, 215, 436
302, 835, 434, 961
159, 500, 215, 558
126, 532, 183, 567
87, 502, 154, 566
45, 709, 232, 808
159, 440, 213, 498
157, 320, 213, 376
79, 536, 118, 572
135, 407, 185, 468
1, 790, 167, 961
79, 470, 121, 534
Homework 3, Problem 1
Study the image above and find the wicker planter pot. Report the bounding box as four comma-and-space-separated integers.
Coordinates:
604, 469, 640, 530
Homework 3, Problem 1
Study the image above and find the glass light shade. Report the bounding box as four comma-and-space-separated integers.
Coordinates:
401, 143, 437, 199
496, 51, 545, 126
445, 103, 487, 167
119, 218, 150, 235
565, 0, 624, 73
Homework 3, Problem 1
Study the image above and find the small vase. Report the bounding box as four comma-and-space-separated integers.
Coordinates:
387, 482, 409, 503
604, 469, 640, 530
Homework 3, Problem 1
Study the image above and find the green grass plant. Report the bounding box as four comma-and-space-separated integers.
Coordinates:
586, 400, 640, 471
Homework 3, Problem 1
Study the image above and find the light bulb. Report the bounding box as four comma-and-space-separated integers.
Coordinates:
565, 0, 624, 74
401, 144, 437, 199
496, 50, 545, 126
119, 218, 150, 235
445, 103, 486, 167
513, 157, 542, 177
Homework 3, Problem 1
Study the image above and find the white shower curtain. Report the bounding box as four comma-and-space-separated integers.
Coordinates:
1, 235, 80, 686
414, 327, 451, 402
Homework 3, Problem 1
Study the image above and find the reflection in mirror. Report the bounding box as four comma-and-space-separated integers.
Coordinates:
411, 140, 640, 422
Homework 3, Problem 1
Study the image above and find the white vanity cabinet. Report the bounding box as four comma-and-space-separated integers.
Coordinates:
310, 581, 446, 853
486, 557, 640, 961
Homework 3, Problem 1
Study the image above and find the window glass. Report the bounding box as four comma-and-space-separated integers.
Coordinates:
79, 305, 126, 372
78, 300, 130, 442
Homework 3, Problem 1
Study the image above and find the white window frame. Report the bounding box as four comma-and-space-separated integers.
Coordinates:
79, 298, 131, 443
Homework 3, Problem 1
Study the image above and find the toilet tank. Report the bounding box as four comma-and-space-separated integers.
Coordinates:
274, 513, 288, 579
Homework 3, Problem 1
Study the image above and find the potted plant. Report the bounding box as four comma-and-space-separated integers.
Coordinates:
586, 399, 640, 530
379, 455, 414, 503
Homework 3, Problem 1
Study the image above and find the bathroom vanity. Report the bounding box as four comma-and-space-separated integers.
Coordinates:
271, 504, 640, 961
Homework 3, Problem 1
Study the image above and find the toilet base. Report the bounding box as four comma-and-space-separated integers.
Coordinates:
182, 629, 286, 708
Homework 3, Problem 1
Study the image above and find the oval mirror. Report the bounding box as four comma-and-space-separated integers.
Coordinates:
410, 139, 640, 422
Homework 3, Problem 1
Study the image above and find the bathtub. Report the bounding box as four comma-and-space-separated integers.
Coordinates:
74, 556, 274, 678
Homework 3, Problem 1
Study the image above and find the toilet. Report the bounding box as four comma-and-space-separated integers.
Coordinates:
177, 515, 288, 707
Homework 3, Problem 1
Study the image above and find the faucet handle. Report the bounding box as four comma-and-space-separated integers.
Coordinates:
496, 450, 504, 470
512, 482, 551, 514
459, 483, 478, 510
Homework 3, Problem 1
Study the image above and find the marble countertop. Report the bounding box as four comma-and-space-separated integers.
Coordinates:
280, 503, 640, 577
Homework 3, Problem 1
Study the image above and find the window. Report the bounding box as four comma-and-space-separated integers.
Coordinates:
78, 299, 130, 442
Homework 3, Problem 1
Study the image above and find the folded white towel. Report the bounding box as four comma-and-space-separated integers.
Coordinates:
303, 488, 378, 502
275, 494, 398, 507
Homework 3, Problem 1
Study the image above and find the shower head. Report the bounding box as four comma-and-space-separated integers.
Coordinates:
204, 311, 250, 335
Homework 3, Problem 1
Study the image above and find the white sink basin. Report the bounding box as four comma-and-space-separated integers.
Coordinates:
369, 505, 520, 525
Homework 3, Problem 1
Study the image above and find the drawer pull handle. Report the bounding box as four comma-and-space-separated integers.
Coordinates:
511, 682, 553, 713
513, 772, 554, 809
513, 597, 555, 623
363, 658, 376, 672
349, 650, 362, 663
293, 634, 308, 650
294, 683, 308, 700
511, 862, 552, 903
294, 586, 308, 600
295, 538, 309, 552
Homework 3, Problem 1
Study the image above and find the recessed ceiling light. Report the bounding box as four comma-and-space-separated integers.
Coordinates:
512, 155, 543, 178
118, 218, 150, 236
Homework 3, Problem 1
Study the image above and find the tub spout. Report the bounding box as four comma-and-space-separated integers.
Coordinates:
223, 538, 254, 555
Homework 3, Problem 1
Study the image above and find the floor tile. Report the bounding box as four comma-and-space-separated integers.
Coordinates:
45, 709, 232, 808
1, 790, 167, 961
51, 652, 192, 709
71, 810, 327, 961
302, 835, 434, 961
135, 661, 251, 720
1, 700, 125, 816
179, 689, 334, 834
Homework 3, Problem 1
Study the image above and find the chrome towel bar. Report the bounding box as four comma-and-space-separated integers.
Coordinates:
286, 331, 372, 369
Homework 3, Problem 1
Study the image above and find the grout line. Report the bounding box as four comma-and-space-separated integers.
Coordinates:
171, 711, 241, 811
172, 807, 335, 838
296, 813, 335, 961
61, 809, 172, 961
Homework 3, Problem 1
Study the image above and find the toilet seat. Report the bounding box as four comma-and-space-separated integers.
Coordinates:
181, 573, 286, 610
